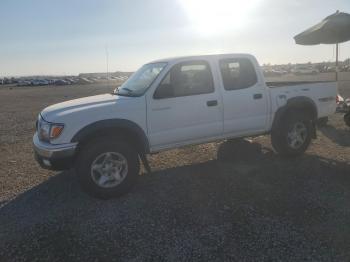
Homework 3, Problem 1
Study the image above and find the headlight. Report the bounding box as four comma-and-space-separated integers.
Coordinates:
37, 115, 64, 142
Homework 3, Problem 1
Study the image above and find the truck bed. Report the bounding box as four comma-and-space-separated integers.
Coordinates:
268, 81, 337, 119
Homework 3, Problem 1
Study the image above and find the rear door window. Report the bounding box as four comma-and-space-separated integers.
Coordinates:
219, 58, 258, 90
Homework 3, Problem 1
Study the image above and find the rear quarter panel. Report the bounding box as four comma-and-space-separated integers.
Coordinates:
269, 82, 337, 123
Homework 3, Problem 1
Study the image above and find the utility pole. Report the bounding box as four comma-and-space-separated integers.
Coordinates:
105, 44, 110, 87
336, 43, 339, 81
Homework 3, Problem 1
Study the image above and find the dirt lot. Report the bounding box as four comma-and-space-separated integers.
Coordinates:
1, 78, 350, 261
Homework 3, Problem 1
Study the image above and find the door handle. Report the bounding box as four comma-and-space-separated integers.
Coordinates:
152, 106, 171, 111
207, 100, 218, 107
253, 94, 263, 99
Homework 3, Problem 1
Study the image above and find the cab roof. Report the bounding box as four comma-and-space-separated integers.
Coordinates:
149, 53, 255, 64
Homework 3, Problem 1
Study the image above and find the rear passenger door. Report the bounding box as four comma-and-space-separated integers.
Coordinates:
219, 57, 268, 135
147, 60, 223, 150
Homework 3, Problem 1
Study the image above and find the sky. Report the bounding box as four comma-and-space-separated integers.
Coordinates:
0, 0, 350, 76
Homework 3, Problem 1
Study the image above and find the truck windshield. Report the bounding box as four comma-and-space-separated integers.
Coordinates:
116, 62, 167, 96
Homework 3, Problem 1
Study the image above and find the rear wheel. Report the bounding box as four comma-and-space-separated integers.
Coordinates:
271, 114, 312, 156
76, 137, 140, 199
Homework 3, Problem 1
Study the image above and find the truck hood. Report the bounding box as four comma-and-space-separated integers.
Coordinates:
41, 94, 126, 122
39, 93, 147, 145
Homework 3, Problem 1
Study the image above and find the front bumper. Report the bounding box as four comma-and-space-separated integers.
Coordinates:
33, 133, 77, 170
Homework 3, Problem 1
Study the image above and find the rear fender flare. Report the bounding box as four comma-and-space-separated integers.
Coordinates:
272, 96, 318, 132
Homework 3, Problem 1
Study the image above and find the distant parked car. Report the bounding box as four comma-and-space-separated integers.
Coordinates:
77, 77, 93, 84
11, 78, 19, 84
54, 79, 69, 86
324, 66, 336, 73
263, 69, 287, 77
31, 79, 49, 86
292, 66, 319, 75
88, 77, 98, 82
67, 78, 78, 84
17, 80, 32, 86
340, 65, 350, 72
3, 78, 11, 84
70, 78, 80, 84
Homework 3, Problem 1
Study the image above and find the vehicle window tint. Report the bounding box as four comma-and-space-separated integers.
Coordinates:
219, 58, 257, 90
154, 60, 214, 99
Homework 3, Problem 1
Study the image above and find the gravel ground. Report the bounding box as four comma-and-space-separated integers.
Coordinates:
1, 81, 350, 261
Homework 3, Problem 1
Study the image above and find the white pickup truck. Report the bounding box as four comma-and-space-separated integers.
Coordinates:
33, 54, 337, 198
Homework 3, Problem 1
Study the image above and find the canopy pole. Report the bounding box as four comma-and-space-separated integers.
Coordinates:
336, 43, 339, 81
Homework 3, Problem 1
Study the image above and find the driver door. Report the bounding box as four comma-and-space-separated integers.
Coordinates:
147, 60, 223, 151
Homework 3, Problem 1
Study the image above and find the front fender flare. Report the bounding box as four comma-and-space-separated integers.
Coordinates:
71, 119, 150, 153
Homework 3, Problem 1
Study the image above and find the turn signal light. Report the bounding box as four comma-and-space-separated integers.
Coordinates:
50, 125, 64, 139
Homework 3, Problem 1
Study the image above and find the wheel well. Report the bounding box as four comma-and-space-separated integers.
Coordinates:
77, 127, 147, 155
272, 98, 317, 130
71, 119, 150, 156
285, 103, 317, 120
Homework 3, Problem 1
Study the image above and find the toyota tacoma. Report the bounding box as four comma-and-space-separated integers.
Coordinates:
33, 54, 337, 198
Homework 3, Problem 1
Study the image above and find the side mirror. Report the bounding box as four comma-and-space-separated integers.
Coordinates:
154, 83, 174, 99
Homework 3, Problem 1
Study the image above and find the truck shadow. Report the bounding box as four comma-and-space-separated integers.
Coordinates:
319, 124, 350, 147
1, 140, 350, 260
1, 140, 350, 214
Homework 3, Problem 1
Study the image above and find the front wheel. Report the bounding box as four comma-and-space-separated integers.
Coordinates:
271, 114, 313, 156
76, 138, 140, 199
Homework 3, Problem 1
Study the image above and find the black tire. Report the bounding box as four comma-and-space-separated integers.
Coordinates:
345, 112, 350, 127
271, 113, 313, 156
75, 137, 140, 199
